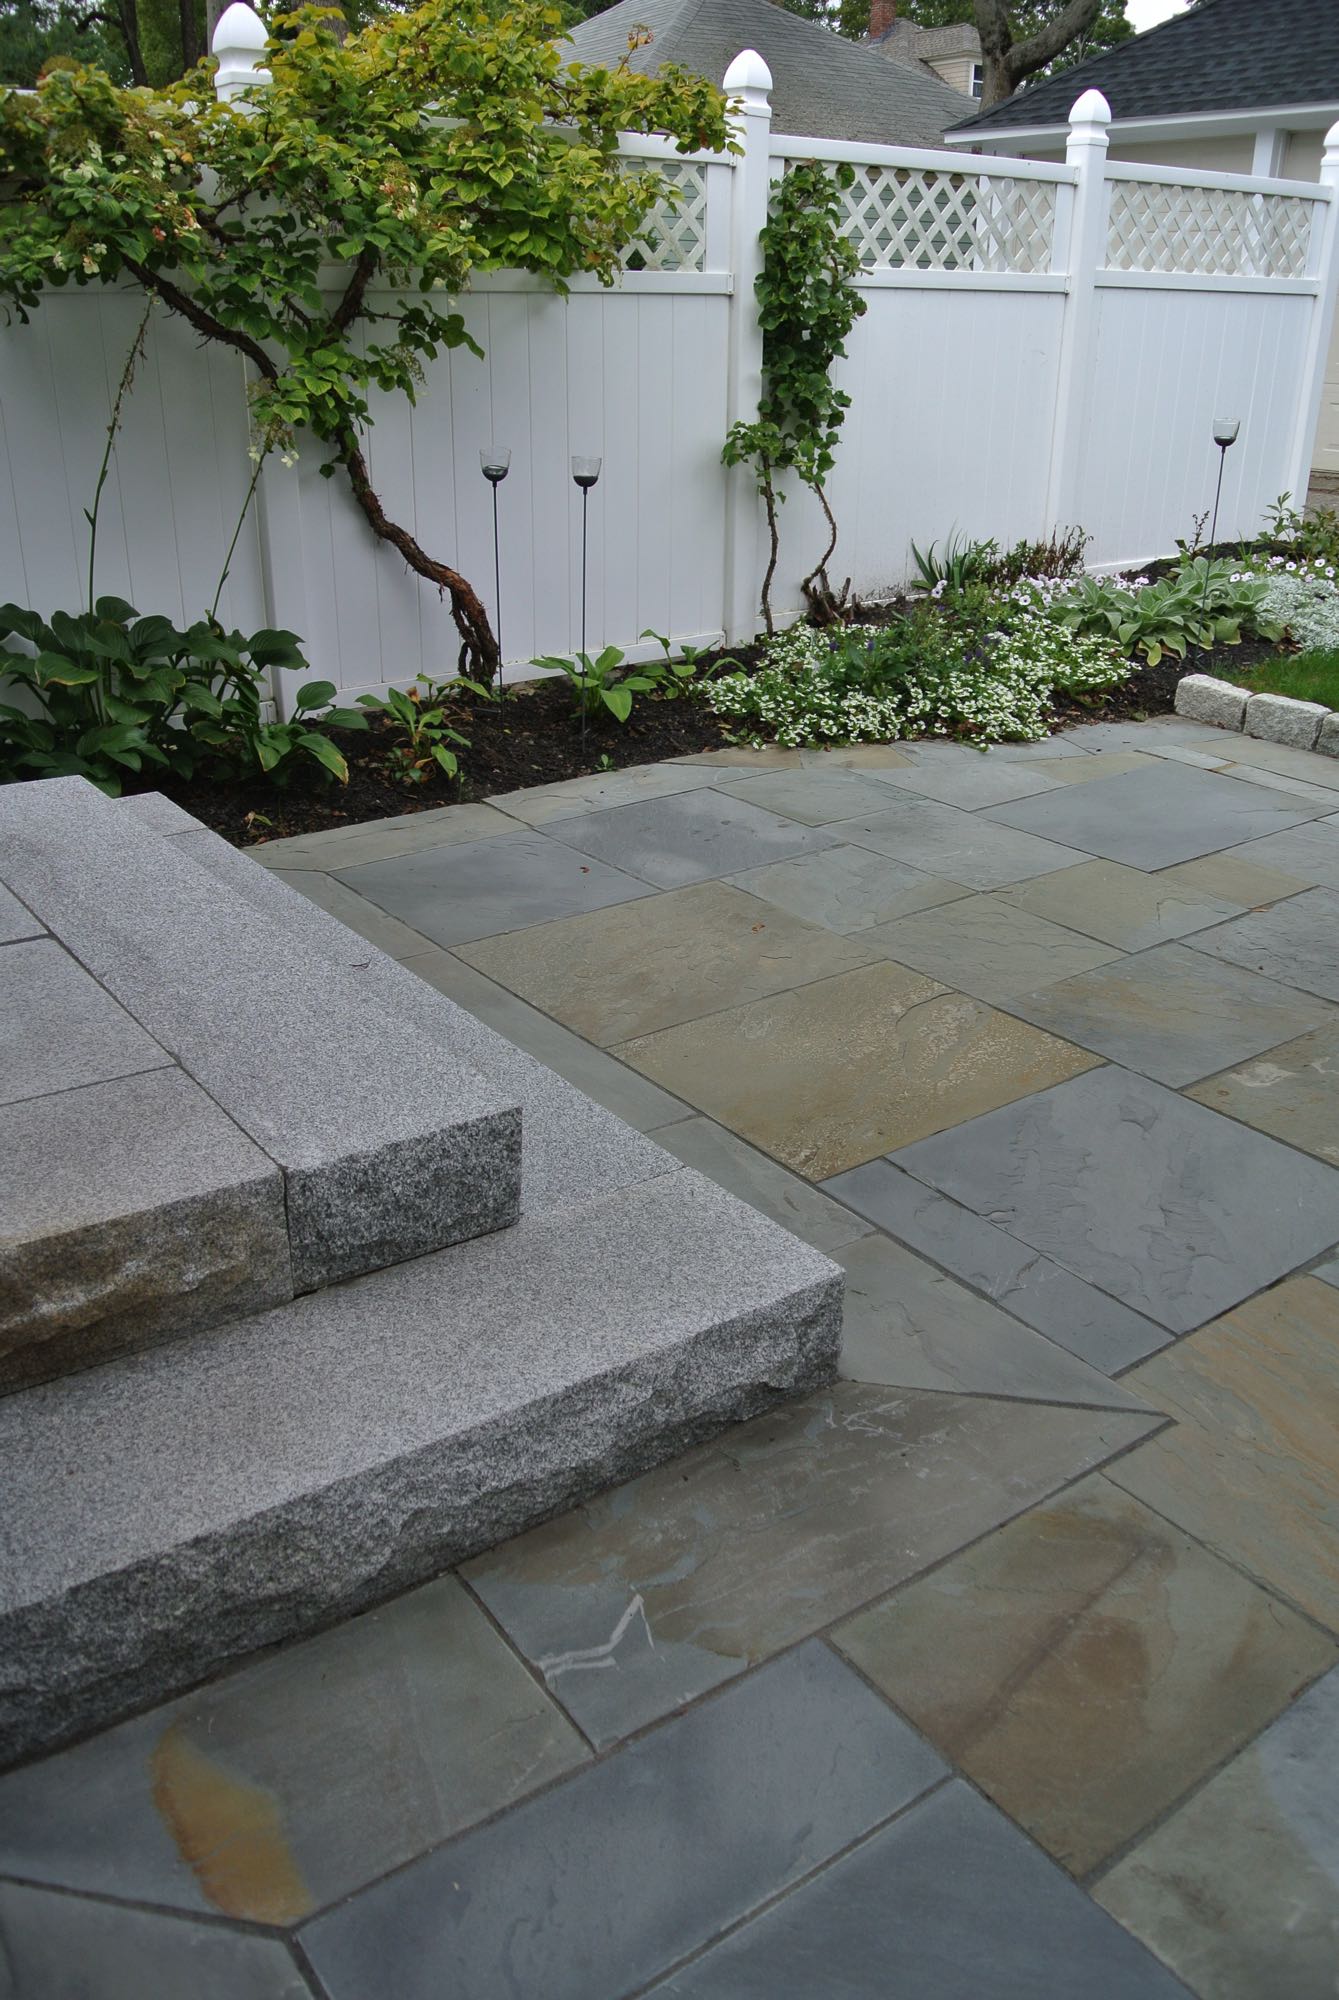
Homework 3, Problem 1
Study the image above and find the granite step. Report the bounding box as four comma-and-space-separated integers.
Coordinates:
127, 799, 678, 1219
1, 779, 522, 1293
0, 1166, 842, 1766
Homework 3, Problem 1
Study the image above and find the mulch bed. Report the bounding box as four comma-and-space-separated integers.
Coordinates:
140, 625, 1291, 849
145, 670, 746, 847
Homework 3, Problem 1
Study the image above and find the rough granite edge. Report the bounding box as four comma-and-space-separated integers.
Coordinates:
0, 1270, 840, 1767
1176, 672, 1336, 755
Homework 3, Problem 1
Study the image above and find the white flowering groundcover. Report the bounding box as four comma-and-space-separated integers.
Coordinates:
699, 553, 1339, 751
700, 580, 1131, 748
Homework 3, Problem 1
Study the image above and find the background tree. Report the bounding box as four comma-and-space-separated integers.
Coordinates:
0, 0, 206, 87
0, 0, 730, 673
838, 0, 1132, 88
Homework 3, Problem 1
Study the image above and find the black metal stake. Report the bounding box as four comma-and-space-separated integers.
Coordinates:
580, 482, 589, 762
491, 479, 503, 676
1209, 440, 1231, 552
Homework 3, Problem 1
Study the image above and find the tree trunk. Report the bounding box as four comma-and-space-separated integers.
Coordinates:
337, 428, 500, 677
180, 0, 204, 71
117, 0, 147, 85
974, 0, 1102, 107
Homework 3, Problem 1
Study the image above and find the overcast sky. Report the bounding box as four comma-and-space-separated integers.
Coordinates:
1124, 0, 1190, 30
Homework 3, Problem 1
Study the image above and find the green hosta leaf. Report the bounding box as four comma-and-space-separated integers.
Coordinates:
600, 685, 633, 722
297, 731, 350, 782
92, 595, 137, 624
431, 743, 459, 776
294, 679, 338, 712
35, 652, 99, 688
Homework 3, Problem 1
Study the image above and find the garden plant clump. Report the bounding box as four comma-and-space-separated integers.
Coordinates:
699, 560, 1129, 749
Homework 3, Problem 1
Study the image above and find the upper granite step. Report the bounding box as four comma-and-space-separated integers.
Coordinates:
0, 779, 523, 1313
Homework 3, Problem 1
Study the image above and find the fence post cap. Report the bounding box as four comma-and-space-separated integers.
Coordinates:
723, 48, 773, 101
1068, 89, 1111, 129
1324, 118, 1339, 167
213, 1, 267, 55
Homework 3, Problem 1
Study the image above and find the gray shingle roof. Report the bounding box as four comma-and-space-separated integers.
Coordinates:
563, 0, 974, 146
950, 0, 1339, 137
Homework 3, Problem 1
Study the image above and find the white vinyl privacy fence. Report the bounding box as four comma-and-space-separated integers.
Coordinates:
3, 26, 1338, 708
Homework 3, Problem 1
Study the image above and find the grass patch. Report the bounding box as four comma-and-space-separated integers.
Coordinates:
1236, 648, 1339, 709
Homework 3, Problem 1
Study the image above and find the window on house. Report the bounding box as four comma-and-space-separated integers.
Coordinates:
971, 63, 983, 97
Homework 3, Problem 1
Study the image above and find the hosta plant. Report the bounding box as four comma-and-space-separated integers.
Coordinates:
357, 679, 470, 785
1053, 560, 1282, 665
0, 599, 364, 793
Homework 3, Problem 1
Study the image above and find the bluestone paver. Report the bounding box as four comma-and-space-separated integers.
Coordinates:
826, 1159, 1170, 1373
0, 1883, 312, 2000
726, 842, 971, 931
893, 1066, 1339, 1333
869, 893, 1124, 1002
833, 1231, 1160, 1401
0, 1577, 586, 1921
652, 1783, 1190, 1999
544, 786, 836, 887
462, 1381, 1155, 1746
1096, 1664, 1339, 2000
299, 1643, 948, 2000
843, 794, 1088, 887
983, 763, 1320, 866
1188, 886, 1339, 1001
1005, 939, 1335, 1086
335, 826, 652, 944
997, 857, 1243, 952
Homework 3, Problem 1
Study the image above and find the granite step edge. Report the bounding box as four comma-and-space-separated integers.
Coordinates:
0, 1166, 843, 1767
3, 779, 523, 1287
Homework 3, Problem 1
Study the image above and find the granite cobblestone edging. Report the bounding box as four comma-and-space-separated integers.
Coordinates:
1175, 673, 1339, 755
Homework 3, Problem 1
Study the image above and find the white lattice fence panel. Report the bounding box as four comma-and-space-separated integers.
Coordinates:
626, 162, 708, 272
825, 165, 1057, 273
1106, 180, 1316, 278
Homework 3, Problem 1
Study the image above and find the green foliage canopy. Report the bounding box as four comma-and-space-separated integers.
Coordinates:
0, 0, 733, 668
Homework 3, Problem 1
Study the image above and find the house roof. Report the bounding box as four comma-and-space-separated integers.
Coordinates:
949, 0, 1339, 138
563, 0, 974, 147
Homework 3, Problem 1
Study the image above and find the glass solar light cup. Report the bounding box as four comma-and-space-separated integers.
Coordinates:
1208, 417, 1241, 555
479, 449, 511, 682
570, 457, 602, 759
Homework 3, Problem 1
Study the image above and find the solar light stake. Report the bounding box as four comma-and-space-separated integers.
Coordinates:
571, 456, 601, 760
1209, 417, 1240, 552
480, 448, 510, 684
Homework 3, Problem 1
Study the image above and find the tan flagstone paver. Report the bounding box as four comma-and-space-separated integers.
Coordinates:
1152, 851, 1310, 907
615, 959, 1100, 1178
996, 858, 1242, 952
1109, 1278, 1339, 1631
1187, 1022, 1339, 1167
457, 880, 879, 1046
832, 1473, 1338, 1877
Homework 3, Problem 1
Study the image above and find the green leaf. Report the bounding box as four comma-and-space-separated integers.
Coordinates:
35, 652, 99, 688
294, 679, 338, 711
93, 595, 137, 623
297, 731, 350, 782
601, 685, 633, 722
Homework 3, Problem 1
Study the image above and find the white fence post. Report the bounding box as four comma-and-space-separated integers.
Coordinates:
1284, 121, 1339, 510
721, 49, 773, 645
1044, 91, 1111, 537
212, 1, 269, 102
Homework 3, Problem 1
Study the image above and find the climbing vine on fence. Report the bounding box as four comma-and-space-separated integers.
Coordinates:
0, 0, 731, 677
722, 160, 867, 634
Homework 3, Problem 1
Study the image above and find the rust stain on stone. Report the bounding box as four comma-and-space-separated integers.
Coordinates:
151, 1722, 311, 1924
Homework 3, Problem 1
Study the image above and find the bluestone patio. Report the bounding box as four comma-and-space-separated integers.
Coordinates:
5, 713, 1339, 1998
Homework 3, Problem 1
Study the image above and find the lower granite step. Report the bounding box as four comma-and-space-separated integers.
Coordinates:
1, 1167, 841, 1767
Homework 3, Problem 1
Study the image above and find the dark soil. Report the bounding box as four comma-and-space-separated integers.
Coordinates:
139, 618, 1297, 847
144, 667, 751, 847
